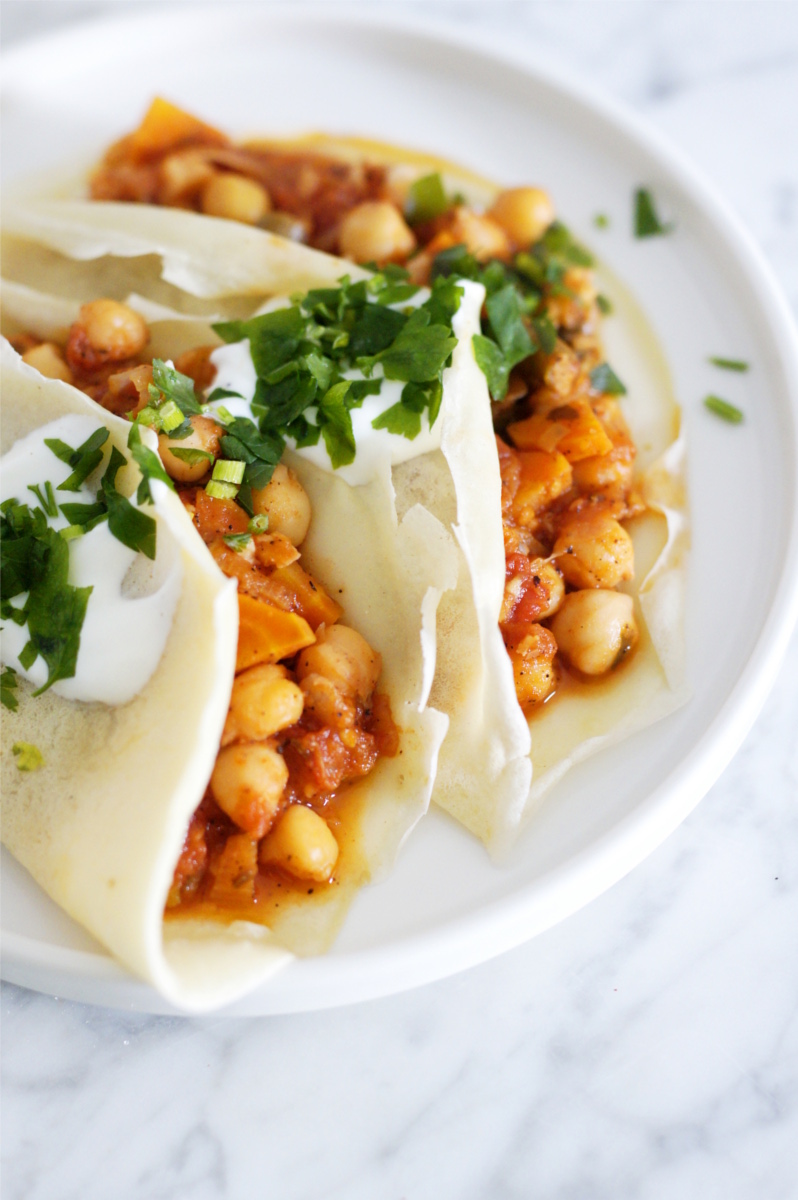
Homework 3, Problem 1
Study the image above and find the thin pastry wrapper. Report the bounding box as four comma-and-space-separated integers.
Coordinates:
2, 195, 688, 870
0, 225, 456, 1004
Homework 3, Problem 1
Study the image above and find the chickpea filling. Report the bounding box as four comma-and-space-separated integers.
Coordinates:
10, 299, 399, 921
87, 100, 646, 712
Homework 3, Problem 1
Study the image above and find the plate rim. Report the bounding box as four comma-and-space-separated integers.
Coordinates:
2, 1, 798, 1015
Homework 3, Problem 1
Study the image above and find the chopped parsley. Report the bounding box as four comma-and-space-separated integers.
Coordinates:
1, 666, 19, 712
708, 356, 749, 373
12, 741, 44, 772
1, 498, 92, 695
211, 268, 462, 476
594, 213, 610, 229
1, 426, 166, 696
590, 362, 627, 396
634, 188, 674, 238
596, 293, 613, 315
430, 222, 594, 401
704, 395, 744, 424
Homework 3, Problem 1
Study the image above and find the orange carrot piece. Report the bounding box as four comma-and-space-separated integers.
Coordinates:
269, 561, 343, 630
236, 593, 316, 672
127, 97, 228, 160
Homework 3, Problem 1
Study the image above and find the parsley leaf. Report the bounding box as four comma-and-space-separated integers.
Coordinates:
127, 421, 175, 504
1, 666, 19, 712
634, 188, 674, 238
48, 427, 109, 492
99, 445, 157, 560
149, 359, 203, 416
590, 362, 627, 396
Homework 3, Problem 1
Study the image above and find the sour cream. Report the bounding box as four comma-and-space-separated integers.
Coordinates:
0, 414, 182, 706
206, 278, 486, 486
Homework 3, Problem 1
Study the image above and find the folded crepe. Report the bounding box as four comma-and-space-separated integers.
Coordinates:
0, 214, 478, 1008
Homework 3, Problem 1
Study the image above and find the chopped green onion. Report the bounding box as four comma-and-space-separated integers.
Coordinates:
158, 400, 184, 433
205, 480, 239, 501
212, 459, 246, 485
704, 395, 744, 424
12, 742, 44, 772
405, 173, 450, 224
708, 357, 749, 373
135, 406, 161, 428
59, 525, 84, 542
223, 532, 252, 552
248, 514, 269, 534
203, 403, 236, 425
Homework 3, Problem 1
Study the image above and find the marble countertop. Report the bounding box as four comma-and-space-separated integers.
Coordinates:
2, 2, 797, 1197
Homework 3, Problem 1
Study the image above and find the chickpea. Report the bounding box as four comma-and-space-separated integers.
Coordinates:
296, 624, 381, 704
299, 672, 357, 730
488, 187, 556, 247
251, 464, 311, 545
158, 415, 222, 483
210, 741, 288, 838
228, 664, 304, 741
549, 589, 639, 676
201, 173, 271, 224
338, 201, 417, 264
259, 804, 339, 882
77, 299, 149, 362
21, 342, 73, 384
553, 509, 635, 590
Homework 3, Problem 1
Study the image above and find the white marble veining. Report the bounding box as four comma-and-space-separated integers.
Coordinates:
2, 2, 798, 1198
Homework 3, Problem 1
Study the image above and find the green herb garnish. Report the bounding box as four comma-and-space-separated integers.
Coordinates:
12, 742, 43, 771
708, 357, 749, 373
98, 446, 157, 560
212, 268, 461, 471
704, 395, 744, 424
0, 498, 92, 695
590, 362, 627, 396
1, 666, 19, 712
594, 213, 610, 229
405, 173, 451, 224
149, 358, 203, 417
223, 532, 253, 552
46, 427, 109, 492
634, 188, 674, 238
596, 294, 613, 315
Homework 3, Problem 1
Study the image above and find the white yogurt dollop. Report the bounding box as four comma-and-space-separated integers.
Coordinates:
0, 414, 182, 705
206, 278, 486, 486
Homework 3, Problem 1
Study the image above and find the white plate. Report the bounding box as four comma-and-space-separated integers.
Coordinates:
2, 5, 798, 1016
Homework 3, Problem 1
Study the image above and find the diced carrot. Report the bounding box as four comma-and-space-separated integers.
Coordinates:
269, 561, 343, 630
508, 400, 613, 463
236, 593, 316, 672
127, 97, 228, 160
194, 490, 250, 542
